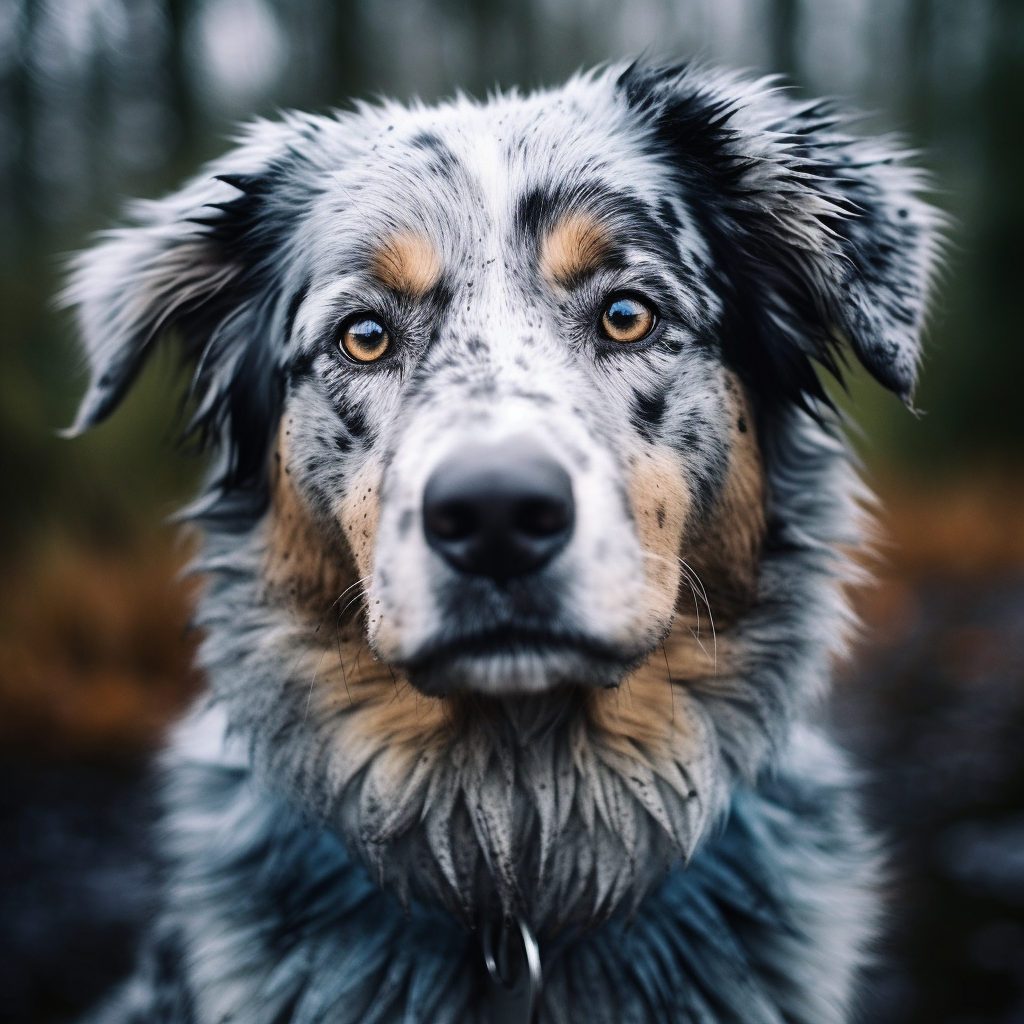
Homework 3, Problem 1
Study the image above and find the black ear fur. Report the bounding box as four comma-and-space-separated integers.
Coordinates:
618, 62, 943, 408
63, 122, 317, 526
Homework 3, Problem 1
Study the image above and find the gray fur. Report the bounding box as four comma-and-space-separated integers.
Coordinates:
65, 62, 941, 1023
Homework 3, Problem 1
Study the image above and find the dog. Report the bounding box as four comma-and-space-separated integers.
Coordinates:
65, 61, 941, 1024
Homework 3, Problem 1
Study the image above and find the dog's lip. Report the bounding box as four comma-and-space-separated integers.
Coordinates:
401, 626, 635, 673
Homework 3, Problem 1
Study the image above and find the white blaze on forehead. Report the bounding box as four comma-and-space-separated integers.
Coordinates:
458, 119, 513, 251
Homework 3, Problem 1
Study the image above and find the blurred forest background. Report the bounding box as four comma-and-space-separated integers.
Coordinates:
2, 1, 1024, 1024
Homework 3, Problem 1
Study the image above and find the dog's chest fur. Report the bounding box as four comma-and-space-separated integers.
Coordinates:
68, 62, 941, 1024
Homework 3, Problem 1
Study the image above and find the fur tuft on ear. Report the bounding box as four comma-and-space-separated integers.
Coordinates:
62, 117, 324, 526
618, 62, 944, 407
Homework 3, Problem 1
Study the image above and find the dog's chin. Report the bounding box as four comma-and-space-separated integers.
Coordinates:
403, 633, 639, 697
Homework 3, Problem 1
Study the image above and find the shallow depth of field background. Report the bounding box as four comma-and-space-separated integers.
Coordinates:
1, 1, 1024, 1023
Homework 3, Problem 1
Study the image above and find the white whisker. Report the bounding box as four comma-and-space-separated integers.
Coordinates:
333, 574, 373, 612
338, 591, 368, 622
334, 614, 354, 707
677, 557, 717, 674
636, 549, 716, 672
303, 645, 329, 724
661, 642, 675, 724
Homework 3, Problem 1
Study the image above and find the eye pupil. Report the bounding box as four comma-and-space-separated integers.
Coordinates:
352, 320, 384, 345
609, 299, 640, 326
601, 295, 655, 343
341, 317, 391, 362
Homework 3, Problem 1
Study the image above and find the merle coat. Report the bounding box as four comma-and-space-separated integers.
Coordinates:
67, 61, 942, 1024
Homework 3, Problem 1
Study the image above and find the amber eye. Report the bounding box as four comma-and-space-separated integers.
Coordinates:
600, 295, 656, 343
340, 316, 391, 363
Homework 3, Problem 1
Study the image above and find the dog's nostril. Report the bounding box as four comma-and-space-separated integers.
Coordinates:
515, 496, 571, 538
423, 438, 574, 582
429, 501, 479, 542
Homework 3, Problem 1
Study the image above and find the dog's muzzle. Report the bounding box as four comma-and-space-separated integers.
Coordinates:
403, 435, 635, 695
423, 437, 574, 583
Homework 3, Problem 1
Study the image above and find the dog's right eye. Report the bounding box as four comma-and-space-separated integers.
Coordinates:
339, 316, 392, 363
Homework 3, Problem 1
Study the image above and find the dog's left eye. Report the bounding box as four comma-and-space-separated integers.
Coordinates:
599, 295, 656, 344
340, 316, 392, 363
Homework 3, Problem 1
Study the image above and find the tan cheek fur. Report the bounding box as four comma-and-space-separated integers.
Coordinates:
262, 422, 447, 754
264, 418, 359, 614
584, 627, 712, 762
314, 639, 454, 771
336, 463, 382, 582
609, 373, 765, 753
680, 373, 766, 625
336, 462, 397, 649
370, 232, 443, 298
264, 418, 387, 624
628, 447, 692, 630
539, 214, 611, 288
600, 446, 726, 763
263, 415, 426, 732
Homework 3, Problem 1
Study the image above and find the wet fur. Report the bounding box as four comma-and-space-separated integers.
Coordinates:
68, 62, 941, 1024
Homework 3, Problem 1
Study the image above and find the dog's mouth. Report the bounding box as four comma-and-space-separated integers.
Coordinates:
401, 627, 641, 696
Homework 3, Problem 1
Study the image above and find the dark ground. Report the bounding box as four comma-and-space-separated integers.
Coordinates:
835, 572, 1024, 1024
2, 572, 1024, 1024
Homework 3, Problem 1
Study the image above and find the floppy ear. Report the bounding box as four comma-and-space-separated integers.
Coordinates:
618, 63, 944, 407
63, 117, 320, 522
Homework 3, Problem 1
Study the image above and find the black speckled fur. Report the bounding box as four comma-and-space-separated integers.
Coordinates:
63, 61, 942, 1024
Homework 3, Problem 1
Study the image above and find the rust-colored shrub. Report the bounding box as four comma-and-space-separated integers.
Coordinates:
0, 537, 203, 757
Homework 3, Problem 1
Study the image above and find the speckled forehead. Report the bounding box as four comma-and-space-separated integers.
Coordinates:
434, 89, 678, 205
316, 91, 691, 263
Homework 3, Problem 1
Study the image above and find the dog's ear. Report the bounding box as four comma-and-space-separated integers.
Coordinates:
618, 63, 944, 407
63, 118, 319, 519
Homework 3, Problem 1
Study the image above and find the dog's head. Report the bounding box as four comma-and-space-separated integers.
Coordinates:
66, 63, 940, 929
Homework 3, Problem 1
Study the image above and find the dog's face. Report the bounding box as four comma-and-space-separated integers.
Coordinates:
272, 94, 751, 697
67, 63, 940, 929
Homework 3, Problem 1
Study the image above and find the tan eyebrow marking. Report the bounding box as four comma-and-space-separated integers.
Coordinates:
539, 213, 611, 288
370, 232, 443, 298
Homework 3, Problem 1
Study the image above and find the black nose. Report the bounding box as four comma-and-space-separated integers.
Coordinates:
423, 438, 574, 582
